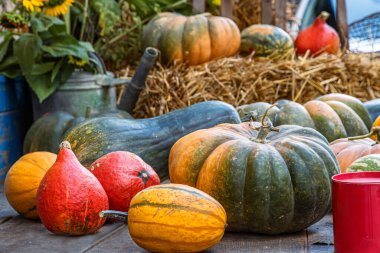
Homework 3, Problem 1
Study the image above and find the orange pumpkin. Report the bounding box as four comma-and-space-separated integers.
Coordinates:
371, 116, 380, 141
330, 127, 380, 173
4, 152, 56, 219
142, 12, 241, 65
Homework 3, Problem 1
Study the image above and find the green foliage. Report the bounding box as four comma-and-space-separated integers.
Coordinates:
0, 14, 93, 101
0, 0, 125, 101
96, 0, 193, 71
90, 0, 121, 36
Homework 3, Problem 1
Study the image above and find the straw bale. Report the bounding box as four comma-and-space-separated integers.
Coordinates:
118, 53, 380, 118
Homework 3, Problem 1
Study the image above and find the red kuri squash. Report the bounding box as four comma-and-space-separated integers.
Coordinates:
89, 151, 160, 212
37, 141, 108, 235
295, 11, 340, 56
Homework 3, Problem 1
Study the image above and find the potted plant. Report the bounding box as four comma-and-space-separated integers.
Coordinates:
0, 0, 125, 119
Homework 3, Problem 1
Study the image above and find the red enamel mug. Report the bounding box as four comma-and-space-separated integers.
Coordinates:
332, 172, 380, 253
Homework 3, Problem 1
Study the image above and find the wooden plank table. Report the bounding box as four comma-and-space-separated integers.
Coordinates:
0, 184, 334, 253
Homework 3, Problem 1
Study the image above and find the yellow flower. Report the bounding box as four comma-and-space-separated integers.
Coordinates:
44, 0, 74, 16
68, 55, 87, 67
22, 0, 44, 12
212, 0, 221, 6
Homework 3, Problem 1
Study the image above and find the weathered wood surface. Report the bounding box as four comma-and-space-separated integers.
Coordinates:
0, 184, 334, 252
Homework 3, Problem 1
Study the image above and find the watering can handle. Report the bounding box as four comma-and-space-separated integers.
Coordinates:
89, 52, 108, 75
89, 52, 131, 87
95, 76, 131, 86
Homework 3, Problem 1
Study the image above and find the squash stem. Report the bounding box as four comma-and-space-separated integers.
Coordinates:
319, 11, 330, 21
348, 127, 380, 144
59, 141, 71, 150
99, 210, 128, 222
249, 104, 280, 143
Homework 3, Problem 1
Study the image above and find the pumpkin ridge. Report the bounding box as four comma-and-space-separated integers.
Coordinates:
274, 140, 330, 231
144, 185, 221, 206
129, 220, 225, 230
289, 135, 340, 176
129, 201, 225, 223
205, 16, 213, 61
274, 142, 311, 230
266, 144, 294, 232
220, 140, 254, 230
245, 143, 273, 231
325, 101, 368, 137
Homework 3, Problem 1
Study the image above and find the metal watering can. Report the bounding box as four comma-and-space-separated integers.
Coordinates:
32, 47, 159, 120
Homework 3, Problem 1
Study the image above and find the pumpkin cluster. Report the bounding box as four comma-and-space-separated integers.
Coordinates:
5, 92, 380, 252
141, 10, 341, 67
5, 141, 162, 236
238, 94, 372, 142
2, 5, 378, 253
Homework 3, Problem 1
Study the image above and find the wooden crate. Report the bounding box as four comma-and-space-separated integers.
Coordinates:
192, 0, 288, 30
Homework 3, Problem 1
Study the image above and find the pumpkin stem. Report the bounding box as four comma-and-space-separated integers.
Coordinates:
99, 210, 128, 222
249, 104, 280, 143
348, 127, 380, 144
319, 11, 330, 21
59, 141, 72, 150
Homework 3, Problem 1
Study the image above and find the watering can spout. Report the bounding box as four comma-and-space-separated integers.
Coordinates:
118, 47, 159, 113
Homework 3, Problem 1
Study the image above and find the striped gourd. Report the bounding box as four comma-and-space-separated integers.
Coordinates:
240, 24, 294, 57
100, 184, 227, 253
347, 154, 380, 172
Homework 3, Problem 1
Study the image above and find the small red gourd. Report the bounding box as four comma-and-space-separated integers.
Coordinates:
295, 11, 340, 56
37, 141, 108, 236
89, 151, 160, 212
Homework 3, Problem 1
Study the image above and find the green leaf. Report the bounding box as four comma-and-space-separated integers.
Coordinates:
27, 72, 61, 102
79, 41, 94, 52
31, 62, 55, 75
56, 62, 75, 83
0, 55, 20, 78
0, 31, 13, 62
27, 60, 75, 102
90, 0, 121, 36
13, 33, 42, 75
26, 60, 74, 102
40, 35, 90, 60
30, 15, 65, 33
51, 58, 64, 82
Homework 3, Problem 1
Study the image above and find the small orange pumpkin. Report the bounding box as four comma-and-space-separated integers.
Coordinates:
4, 152, 57, 219
371, 116, 380, 141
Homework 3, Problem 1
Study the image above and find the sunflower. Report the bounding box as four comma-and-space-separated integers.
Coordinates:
68, 55, 87, 67
44, 0, 74, 16
21, 0, 44, 12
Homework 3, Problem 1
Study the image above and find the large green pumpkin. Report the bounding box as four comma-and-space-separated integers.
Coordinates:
237, 94, 372, 142
142, 12, 240, 65
64, 101, 241, 178
169, 119, 339, 234
23, 110, 132, 154
240, 24, 294, 57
